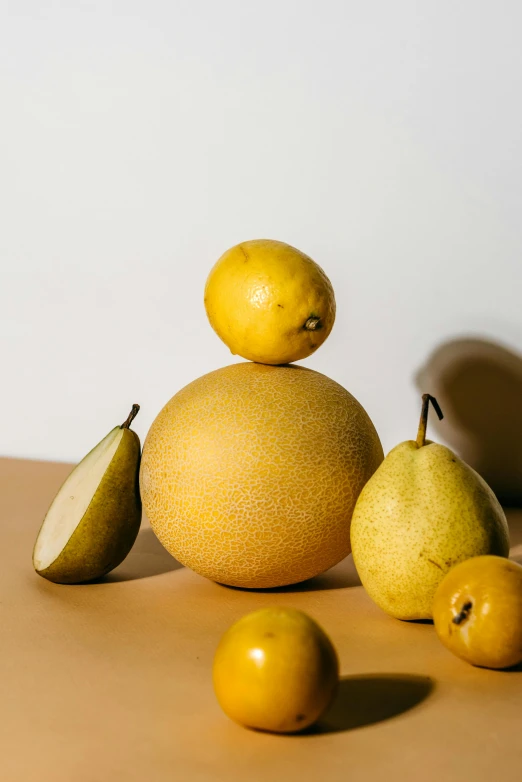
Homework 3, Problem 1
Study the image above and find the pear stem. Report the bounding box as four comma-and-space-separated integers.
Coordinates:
416, 394, 444, 448
304, 317, 321, 331
453, 601, 473, 626
121, 404, 140, 429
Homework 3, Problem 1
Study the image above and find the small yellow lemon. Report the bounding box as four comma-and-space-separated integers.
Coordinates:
204, 239, 336, 365
433, 556, 522, 669
213, 607, 339, 733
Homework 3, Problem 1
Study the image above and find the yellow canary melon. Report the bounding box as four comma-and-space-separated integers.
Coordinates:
140, 362, 383, 588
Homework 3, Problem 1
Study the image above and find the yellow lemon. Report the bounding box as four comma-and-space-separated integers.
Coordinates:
213, 607, 339, 733
204, 239, 336, 365
433, 556, 522, 669
140, 362, 383, 588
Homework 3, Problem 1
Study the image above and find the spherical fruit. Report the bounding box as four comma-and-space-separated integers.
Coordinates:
140, 362, 383, 588
433, 556, 522, 669
204, 239, 336, 365
213, 607, 339, 733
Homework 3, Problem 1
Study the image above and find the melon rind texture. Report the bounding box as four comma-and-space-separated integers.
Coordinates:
140, 362, 383, 588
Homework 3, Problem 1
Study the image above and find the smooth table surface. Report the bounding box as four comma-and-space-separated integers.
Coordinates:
1, 456, 522, 782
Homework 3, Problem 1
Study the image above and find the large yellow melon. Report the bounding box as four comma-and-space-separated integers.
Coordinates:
140, 362, 383, 588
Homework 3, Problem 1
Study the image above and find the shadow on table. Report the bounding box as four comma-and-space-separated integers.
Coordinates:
220, 555, 362, 593
103, 527, 183, 582
305, 674, 434, 735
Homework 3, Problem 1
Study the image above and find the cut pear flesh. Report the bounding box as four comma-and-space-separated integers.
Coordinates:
33, 427, 124, 571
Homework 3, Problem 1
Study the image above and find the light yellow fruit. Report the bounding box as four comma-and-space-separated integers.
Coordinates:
213, 607, 339, 733
204, 239, 336, 365
140, 362, 383, 588
433, 556, 522, 669
350, 395, 510, 620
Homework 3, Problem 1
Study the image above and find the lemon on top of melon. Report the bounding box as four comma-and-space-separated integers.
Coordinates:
140, 362, 383, 589
204, 239, 336, 365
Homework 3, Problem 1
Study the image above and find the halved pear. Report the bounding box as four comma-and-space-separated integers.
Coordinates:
33, 405, 142, 584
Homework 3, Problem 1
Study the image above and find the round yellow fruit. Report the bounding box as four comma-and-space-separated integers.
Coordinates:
433, 556, 522, 669
204, 239, 336, 365
213, 607, 339, 733
140, 362, 383, 588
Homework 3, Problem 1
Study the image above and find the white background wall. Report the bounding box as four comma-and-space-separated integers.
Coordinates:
2, 1, 522, 464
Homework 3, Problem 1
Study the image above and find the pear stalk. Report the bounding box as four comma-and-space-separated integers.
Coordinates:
416, 394, 444, 448
121, 404, 140, 430
453, 601, 473, 626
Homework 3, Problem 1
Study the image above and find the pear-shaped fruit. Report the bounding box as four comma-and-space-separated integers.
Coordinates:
350, 395, 510, 620
33, 405, 142, 584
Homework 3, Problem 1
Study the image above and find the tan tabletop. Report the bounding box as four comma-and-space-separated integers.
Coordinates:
1, 456, 521, 782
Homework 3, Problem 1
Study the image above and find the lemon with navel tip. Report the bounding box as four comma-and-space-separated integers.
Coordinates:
204, 239, 336, 365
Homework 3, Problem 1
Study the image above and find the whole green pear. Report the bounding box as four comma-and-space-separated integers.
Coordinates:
33, 404, 142, 584
350, 395, 510, 620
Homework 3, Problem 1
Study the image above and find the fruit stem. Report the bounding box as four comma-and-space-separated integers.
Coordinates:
453, 601, 473, 626
304, 317, 321, 331
416, 394, 444, 448
121, 404, 140, 429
